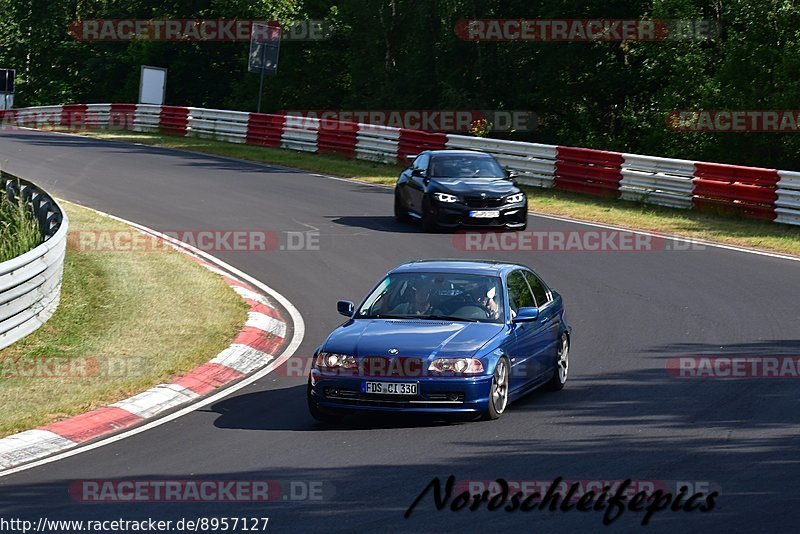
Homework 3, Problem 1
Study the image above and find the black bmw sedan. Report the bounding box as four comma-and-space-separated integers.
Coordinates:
394, 150, 528, 232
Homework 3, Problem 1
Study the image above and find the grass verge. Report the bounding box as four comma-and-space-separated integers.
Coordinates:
75, 130, 800, 256
0, 201, 248, 437
0, 188, 43, 262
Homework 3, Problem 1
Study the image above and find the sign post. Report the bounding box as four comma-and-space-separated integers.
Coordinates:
0, 69, 15, 111
249, 23, 281, 113
138, 66, 167, 105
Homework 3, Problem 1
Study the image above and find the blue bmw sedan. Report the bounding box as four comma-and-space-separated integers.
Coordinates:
307, 260, 571, 422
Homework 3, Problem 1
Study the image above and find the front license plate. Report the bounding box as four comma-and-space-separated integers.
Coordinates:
364, 381, 418, 395
469, 210, 500, 218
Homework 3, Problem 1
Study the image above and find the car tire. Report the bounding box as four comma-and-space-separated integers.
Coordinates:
307, 380, 344, 423
394, 191, 411, 223
483, 357, 510, 420
421, 197, 439, 233
546, 333, 569, 391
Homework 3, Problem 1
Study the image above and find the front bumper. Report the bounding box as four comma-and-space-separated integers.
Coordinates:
431, 200, 527, 228
309, 372, 493, 415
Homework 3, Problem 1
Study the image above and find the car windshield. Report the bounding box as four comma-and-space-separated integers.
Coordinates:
429, 155, 505, 178
357, 272, 504, 323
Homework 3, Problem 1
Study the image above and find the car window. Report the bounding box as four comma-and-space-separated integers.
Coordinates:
413, 153, 429, 172
506, 270, 535, 315
429, 155, 504, 178
524, 271, 550, 307
357, 272, 504, 323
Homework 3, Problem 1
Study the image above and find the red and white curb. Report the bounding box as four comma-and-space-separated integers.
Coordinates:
0, 208, 301, 471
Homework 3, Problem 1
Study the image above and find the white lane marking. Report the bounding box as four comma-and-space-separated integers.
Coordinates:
210, 344, 274, 374
525, 210, 800, 263
110, 384, 199, 419
0, 204, 305, 478
300, 175, 800, 263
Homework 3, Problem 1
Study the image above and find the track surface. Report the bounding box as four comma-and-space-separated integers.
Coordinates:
0, 129, 799, 532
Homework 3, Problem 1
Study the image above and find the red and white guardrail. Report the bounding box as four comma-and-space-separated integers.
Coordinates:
2, 103, 799, 226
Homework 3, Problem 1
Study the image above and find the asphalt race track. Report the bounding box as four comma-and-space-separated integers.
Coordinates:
1, 128, 799, 532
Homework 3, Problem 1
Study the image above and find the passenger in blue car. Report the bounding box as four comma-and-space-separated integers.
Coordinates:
468, 280, 500, 320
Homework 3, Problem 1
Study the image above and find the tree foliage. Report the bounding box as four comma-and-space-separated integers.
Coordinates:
0, 0, 797, 167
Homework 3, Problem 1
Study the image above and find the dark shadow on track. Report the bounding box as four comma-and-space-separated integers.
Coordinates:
327, 216, 424, 234
206, 384, 473, 431
642, 339, 800, 357
0, 130, 308, 175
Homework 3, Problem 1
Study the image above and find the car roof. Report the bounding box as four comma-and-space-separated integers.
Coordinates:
426, 150, 493, 158
390, 259, 526, 276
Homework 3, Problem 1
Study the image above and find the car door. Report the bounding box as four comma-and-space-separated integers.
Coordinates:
505, 270, 542, 391
405, 152, 429, 214
523, 270, 560, 381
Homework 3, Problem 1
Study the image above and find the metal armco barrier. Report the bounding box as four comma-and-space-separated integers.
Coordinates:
317, 119, 358, 157
398, 129, 447, 161
246, 113, 285, 147
281, 115, 319, 153
555, 146, 624, 197
693, 163, 779, 220
159, 106, 189, 136
776, 171, 800, 226
355, 124, 400, 164
133, 104, 161, 133
187, 107, 249, 144
0, 172, 68, 350
109, 103, 136, 130
5, 103, 800, 227
620, 154, 696, 209
446, 135, 557, 188
60, 104, 87, 130
84, 103, 110, 130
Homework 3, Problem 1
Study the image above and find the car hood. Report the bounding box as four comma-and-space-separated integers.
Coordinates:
323, 319, 506, 358
432, 178, 519, 196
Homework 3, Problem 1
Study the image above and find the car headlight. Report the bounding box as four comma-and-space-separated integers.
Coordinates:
433, 192, 459, 203
315, 352, 357, 369
505, 192, 525, 204
428, 358, 484, 374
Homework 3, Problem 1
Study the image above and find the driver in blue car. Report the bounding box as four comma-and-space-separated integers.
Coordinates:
389, 278, 440, 316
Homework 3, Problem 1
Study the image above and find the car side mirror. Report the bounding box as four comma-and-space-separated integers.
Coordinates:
411, 168, 427, 178
337, 300, 355, 317
513, 307, 539, 323
506, 168, 518, 180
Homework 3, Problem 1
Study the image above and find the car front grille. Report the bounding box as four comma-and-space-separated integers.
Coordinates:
464, 196, 504, 208
323, 387, 464, 404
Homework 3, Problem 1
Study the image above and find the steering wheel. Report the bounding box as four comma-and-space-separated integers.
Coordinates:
452, 305, 492, 320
